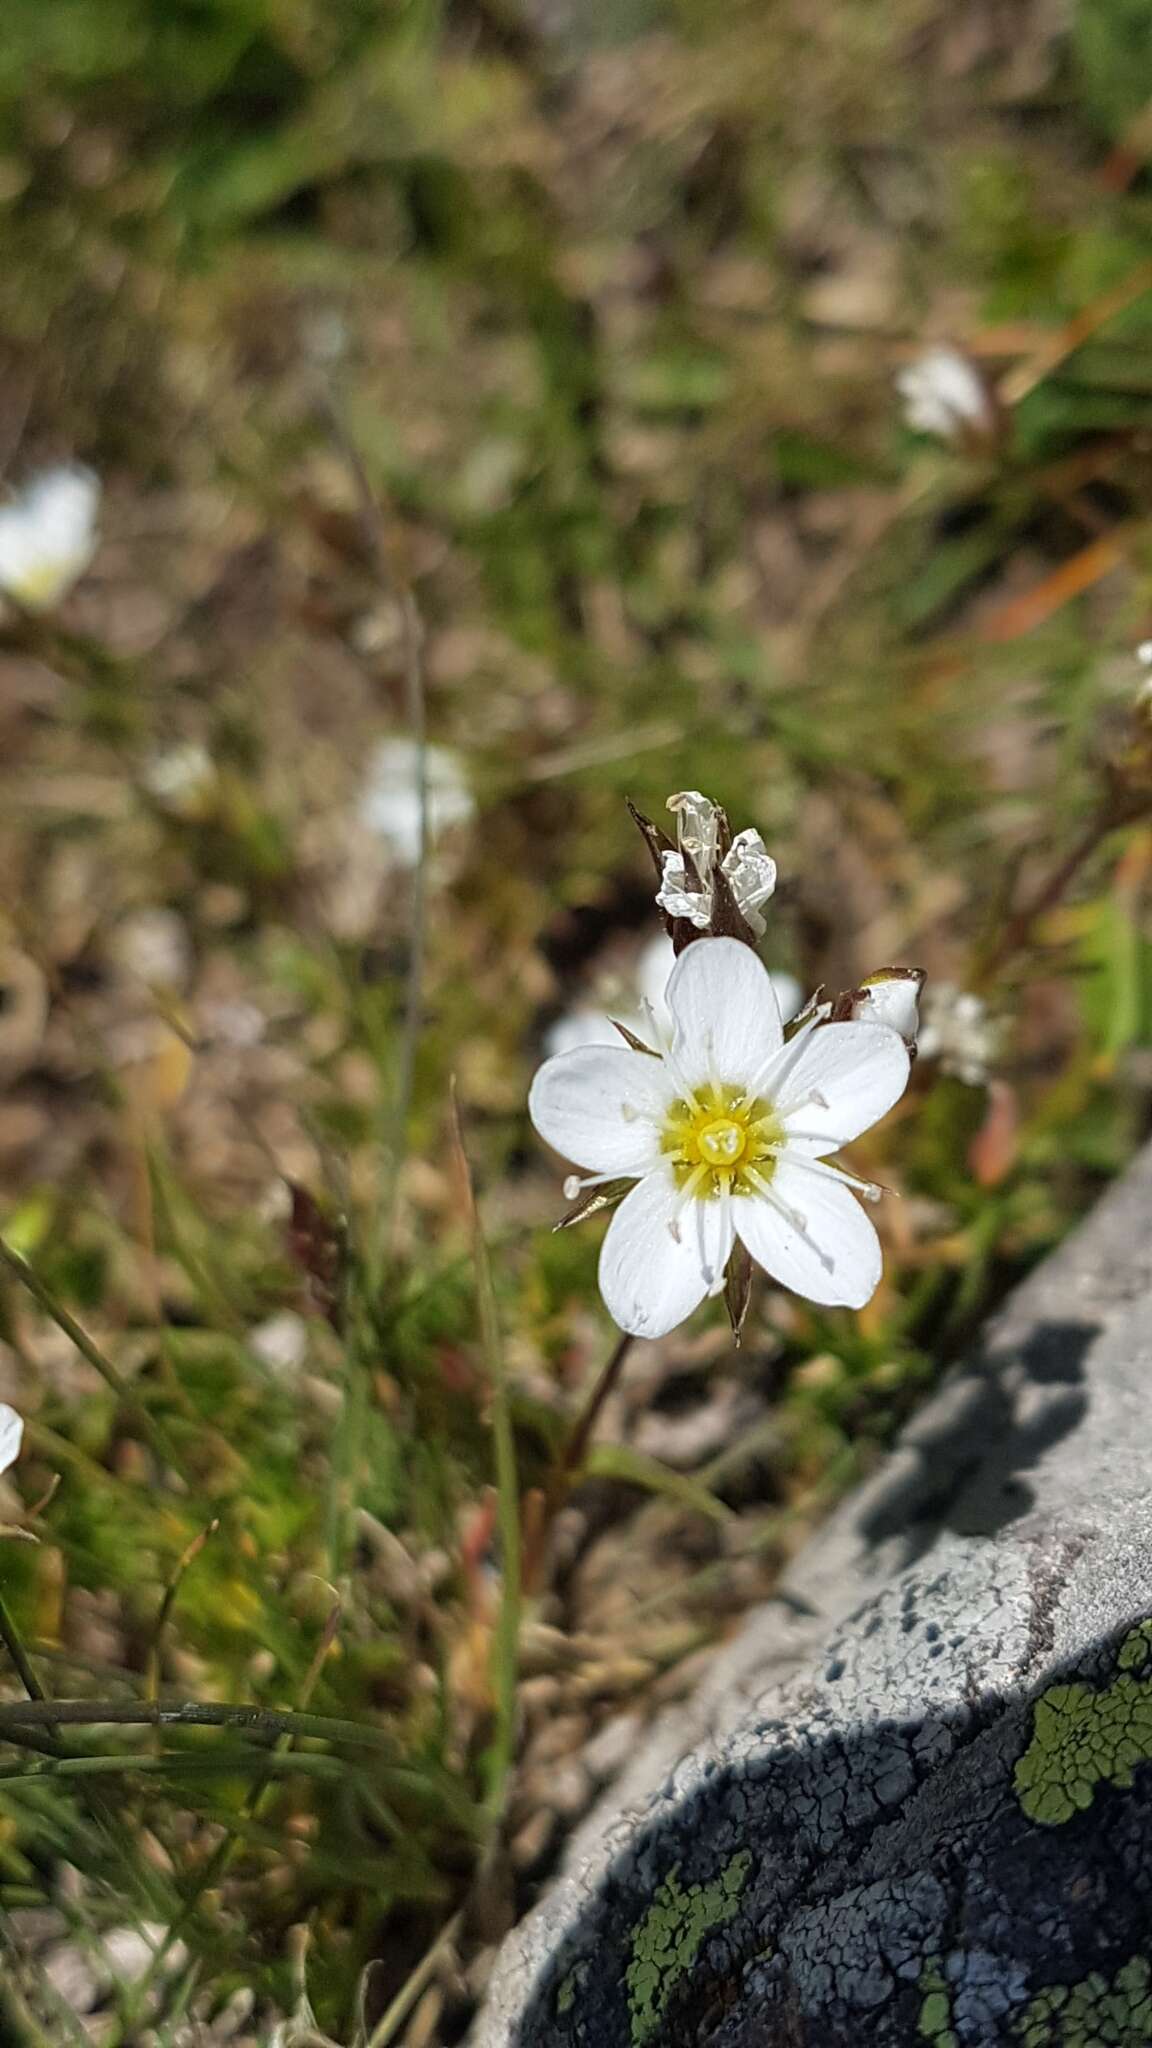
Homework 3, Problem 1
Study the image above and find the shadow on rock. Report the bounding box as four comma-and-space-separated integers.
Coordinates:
515, 1597, 1152, 2047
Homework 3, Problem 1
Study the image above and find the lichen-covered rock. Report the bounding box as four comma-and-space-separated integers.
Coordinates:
475, 1143, 1152, 2047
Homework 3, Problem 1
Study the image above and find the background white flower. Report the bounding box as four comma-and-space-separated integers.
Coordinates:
358, 738, 474, 867
917, 980, 996, 1086
896, 346, 997, 446
0, 465, 100, 611
546, 934, 802, 1058
0, 1403, 23, 1478
529, 936, 910, 1338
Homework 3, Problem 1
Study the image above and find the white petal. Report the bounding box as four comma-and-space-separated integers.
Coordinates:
769, 971, 803, 1025
0, 1403, 24, 1478
734, 1162, 882, 1309
0, 465, 99, 609
774, 1022, 910, 1155
720, 829, 777, 936
666, 791, 720, 869
598, 1166, 733, 1339
529, 1045, 673, 1175
655, 851, 711, 927
667, 936, 783, 1088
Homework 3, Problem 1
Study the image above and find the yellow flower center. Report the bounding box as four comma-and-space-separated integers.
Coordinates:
661, 1082, 783, 1200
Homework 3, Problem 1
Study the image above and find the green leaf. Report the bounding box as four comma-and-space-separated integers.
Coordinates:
582, 1443, 732, 1523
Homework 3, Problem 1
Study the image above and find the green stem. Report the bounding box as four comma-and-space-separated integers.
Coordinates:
0, 1239, 188, 1480
0, 1698, 398, 1752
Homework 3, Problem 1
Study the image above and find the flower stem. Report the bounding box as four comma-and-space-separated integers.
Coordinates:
521, 1329, 634, 1595
0, 1698, 400, 1752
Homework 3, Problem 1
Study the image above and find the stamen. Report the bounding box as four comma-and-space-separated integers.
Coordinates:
747, 1168, 835, 1273
563, 1171, 624, 1200
739, 1009, 823, 1105
769, 1153, 883, 1202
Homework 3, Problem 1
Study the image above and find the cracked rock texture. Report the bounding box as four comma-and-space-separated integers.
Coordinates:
474, 1142, 1152, 2046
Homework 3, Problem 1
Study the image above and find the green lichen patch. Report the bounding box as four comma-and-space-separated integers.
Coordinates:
1013, 1955, 1152, 2045
1015, 1627, 1152, 1825
625, 1850, 753, 2046
918, 1959, 959, 2047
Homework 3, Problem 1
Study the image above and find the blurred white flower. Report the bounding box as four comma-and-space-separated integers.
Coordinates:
0, 1403, 23, 1478
143, 742, 216, 815
546, 932, 801, 1058
896, 346, 998, 447
249, 1312, 308, 1377
655, 791, 778, 937
358, 738, 474, 867
850, 968, 924, 1048
530, 936, 910, 1337
917, 981, 996, 1086
0, 465, 100, 610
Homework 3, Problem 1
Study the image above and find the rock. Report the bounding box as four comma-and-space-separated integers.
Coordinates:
475, 1141, 1152, 2046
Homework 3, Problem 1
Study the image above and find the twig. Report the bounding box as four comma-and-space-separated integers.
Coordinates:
0, 1238, 187, 1480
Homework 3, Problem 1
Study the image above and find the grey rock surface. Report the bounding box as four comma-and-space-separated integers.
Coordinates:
475, 1141, 1152, 2047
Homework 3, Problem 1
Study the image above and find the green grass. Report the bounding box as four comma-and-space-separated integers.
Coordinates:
3, 0, 1152, 2039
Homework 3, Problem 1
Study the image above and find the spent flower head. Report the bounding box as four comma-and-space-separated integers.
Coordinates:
529, 936, 910, 1338
0, 464, 100, 611
632, 789, 777, 947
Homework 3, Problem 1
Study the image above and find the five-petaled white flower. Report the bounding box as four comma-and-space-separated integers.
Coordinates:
0, 1404, 23, 1479
0, 465, 100, 611
656, 791, 778, 937
896, 346, 998, 447
529, 937, 911, 1338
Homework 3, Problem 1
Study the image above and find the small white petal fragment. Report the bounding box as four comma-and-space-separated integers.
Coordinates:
358, 739, 474, 868
598, 1165, 733, 1339
0, 465, 100, 611
0, 1403, 24, 1479
896, 345, 997, 446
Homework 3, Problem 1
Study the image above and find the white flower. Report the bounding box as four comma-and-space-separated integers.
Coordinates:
546, 935, 802, 1058
143, 742, 216, 815
917, 981, 996, 1086
0, 1404, 23, 1478
358, 738, 474, 868
896, 346, 997, 446
529, 936, 910, 1338
0, 465, 100, 611
655, 791, 777, 937
850, 968, 924, 1047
